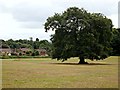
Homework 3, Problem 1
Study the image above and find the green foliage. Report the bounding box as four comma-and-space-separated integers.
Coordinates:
0, 55, 50, 59
19, 52, 22, 56
36, 38, 39, 42
39, 40, 52, 56
31, 52, 35, 56
1, 44, 9, 48
44, 7, 113, 62
31, 51, 39, 56
26, 51, 32, 56
111, 28, 120, 56
34, 50, 39, 56
1, 55, 10, 59
5, 38, 51, 50
1, 38, 52, 56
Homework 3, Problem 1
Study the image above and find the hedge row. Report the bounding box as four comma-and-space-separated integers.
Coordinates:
0, 55, 50, 59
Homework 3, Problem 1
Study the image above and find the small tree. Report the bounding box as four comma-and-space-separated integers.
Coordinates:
35, 50, 39, 56
44, 7, 113, 64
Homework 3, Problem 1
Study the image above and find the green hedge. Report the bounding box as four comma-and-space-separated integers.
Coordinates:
0, 55, 50, 59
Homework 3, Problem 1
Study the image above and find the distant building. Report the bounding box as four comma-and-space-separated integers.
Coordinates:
0, 47, 48, 56
20, 48, 31, 52
19, 48, 48, 56
35, 48, 48, 56
0, 48, 11, 56
19, 48, 31, 55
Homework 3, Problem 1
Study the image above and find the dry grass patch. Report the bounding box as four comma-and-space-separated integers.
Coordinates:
2, 56, 118, 88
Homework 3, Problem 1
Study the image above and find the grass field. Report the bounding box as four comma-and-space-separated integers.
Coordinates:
2, 56, 118, 88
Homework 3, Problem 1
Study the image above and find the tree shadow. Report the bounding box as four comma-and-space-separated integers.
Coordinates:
50, 62, 116, 66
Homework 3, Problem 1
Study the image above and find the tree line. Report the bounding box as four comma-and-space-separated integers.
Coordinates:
0, 38, 52, 56
0, 29, 119, 58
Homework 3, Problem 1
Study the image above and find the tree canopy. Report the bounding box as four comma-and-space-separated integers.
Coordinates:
44, 7, 113, 64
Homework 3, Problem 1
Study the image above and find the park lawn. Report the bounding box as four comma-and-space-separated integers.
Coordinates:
2, 56, 118, 88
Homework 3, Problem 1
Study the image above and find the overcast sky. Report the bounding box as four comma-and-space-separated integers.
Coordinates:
0, 0, 119, 41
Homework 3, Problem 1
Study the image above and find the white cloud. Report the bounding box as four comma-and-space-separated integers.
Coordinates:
0, 12, 53, 41
0, 0, 119, 41
0, 13, 20, 34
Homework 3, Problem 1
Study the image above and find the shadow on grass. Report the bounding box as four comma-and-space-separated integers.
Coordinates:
50, 62, 116, 66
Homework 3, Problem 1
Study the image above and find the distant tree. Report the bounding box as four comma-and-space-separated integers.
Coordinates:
6, 39, 14, 49
7, 42, 19, 49
29, 37, 34, 51
35, 50, 39, 56
39, 40, 52, 56
111, 28, 120, 56
29, 37, 33, 41
44, 7, 113, 64
0, 39, 5, 42
1, 44, 9, 48
33, 40, 40, 49
36, 38, 39, 42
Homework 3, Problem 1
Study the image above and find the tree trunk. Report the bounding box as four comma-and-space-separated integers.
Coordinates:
78, 56, 88, 64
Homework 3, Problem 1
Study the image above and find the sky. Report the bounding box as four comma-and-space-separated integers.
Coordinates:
0, 0, 119, 41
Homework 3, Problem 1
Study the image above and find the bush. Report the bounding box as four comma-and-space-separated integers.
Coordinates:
25, 51, 31, 55
31, 52, 35, 56
0, 55, 50, 59
1, 55, 10, 59
11, 53, 17, 56
35, 51, 39, 56
19, 52, 22, 56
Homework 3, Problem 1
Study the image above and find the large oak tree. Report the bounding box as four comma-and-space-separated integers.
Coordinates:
44, 7, 113, 64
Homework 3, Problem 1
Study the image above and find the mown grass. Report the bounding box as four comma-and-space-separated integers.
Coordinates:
2, 56, 118, 88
